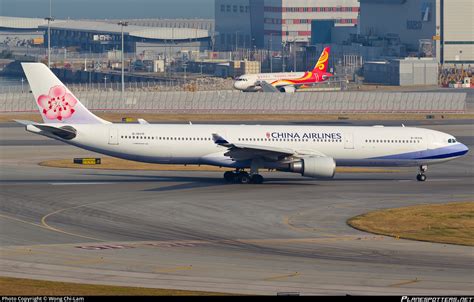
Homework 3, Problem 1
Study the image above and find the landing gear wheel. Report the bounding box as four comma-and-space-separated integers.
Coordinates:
238, 172, 251, 184
417, 165, 428, 182
416, 174, 427, 182
224, 171, 235, 183
251, 174, 264, 184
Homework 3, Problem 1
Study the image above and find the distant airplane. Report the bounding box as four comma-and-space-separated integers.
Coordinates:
17, 63, 469, 184
234, 47, 333, 93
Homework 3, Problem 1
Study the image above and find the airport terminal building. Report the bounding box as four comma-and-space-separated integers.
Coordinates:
0, 17, 213, 55
215, 0, 359, 51
359, 0, 474, 65
39, 20, 212, 54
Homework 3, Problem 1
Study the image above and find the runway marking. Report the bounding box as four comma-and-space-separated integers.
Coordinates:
283, 215, 318, 233
41, 203, 108, 242
154, 265, 193, 274
0, 213, 47, 230
389, 279, 420, 287
62, 257, 106, 266
50, 182, 116, 186
77, 244, 135, 250
76, 241, 212, 251
264, 272, 299, 281
0, 247, 39, 256
398, 178, 462, 183
238, 236, 385, 245
283, 210, 340, 237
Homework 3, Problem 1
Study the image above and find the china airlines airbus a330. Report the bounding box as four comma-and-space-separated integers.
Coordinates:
17, 63, 468, 184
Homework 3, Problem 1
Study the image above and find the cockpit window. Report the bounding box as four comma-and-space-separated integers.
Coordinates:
448, 138, 457, 143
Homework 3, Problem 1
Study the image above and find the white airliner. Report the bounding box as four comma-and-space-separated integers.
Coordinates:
234, 47, 333, 93
17, 63, 468, 184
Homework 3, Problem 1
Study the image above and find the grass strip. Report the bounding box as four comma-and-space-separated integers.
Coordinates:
348, 202, 474, 246
0, 276, 231, 296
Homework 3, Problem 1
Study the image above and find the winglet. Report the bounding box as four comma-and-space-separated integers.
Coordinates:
137, 118, 149, 125
212, 133, 231, 146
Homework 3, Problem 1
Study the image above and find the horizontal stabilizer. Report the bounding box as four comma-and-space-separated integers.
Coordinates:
17, 119, 77, 140
13, 119, 36, 126
33, 124, 77, 140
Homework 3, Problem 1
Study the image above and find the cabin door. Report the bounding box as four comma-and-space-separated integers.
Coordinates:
108, 127, 119, 145
344, 131, 354, 149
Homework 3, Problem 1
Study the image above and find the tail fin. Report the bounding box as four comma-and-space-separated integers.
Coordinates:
312, 47, 330, 73
21, 63, 109, 124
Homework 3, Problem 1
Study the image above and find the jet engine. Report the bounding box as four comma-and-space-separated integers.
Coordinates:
282, 156, 336, 178
279, 86, 296, 93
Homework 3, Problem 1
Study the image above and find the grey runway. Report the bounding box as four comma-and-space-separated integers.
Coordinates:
0, 121, 473, 295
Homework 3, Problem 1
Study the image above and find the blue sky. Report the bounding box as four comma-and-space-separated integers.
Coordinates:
0, 0, 215, 19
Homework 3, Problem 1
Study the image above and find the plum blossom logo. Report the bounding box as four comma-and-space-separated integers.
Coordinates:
266, 132, 271, 139
37, 85, 77, 121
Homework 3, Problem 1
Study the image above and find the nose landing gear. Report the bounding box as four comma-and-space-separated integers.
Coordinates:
416, 165, 428, 182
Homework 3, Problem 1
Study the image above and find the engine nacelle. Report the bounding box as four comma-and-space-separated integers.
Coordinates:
279, 86, 296, 93
287, 157, 336, 178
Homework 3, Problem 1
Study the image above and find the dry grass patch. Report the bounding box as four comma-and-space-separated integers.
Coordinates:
348, 202, 474, 246
0, 276, 230, 296
39, 157, 400, 173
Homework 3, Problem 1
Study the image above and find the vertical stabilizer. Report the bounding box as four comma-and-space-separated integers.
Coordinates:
312, 47, 330, 74
21, 63, 109, 124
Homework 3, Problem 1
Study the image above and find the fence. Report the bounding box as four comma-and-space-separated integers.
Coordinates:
0, 79, 235, 94
0, 90, 467, 114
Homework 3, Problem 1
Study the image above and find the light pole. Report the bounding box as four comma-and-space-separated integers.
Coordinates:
269, 33, 275, 73
44, 16, 54, 68
118, 21, 128, 101
293, 41, 297, 72
199, 59, 204, 76
282, 41, 286, 72
183, 62, 187, 84
235, 30, 241, 60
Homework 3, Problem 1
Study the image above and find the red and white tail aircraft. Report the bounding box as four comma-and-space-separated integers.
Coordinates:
234, 47, 333, 93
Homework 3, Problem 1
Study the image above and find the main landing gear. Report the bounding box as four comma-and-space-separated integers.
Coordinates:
416, 165, 427, 182
224, 170, 264, 184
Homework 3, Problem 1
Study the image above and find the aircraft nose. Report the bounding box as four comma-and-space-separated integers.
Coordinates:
460, 143, 469, 155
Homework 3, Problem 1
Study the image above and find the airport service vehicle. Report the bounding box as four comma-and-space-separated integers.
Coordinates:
233, 47, 333, 93
17, 63, 468, 184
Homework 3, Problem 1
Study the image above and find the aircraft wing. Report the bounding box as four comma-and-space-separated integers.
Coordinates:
257, 81, 280, 93
212, 133, 330, 162
213, 133, 297, 162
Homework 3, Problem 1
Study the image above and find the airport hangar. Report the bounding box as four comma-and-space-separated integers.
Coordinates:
0, 17, 213, 54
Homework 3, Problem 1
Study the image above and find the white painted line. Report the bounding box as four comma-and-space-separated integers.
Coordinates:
50, 182, 116, 185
